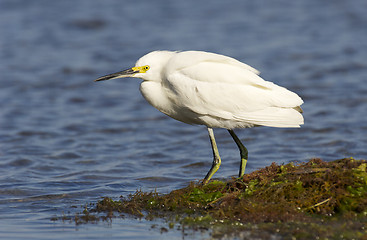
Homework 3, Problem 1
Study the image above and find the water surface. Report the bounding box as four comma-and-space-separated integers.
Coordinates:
0, 0, 366, 239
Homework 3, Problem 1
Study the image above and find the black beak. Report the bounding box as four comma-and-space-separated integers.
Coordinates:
94, 68, 139, 82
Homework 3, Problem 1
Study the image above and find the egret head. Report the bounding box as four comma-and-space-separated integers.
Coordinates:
94, 51, 176, 82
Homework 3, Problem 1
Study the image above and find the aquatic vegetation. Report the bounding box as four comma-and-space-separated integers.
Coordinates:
96, 158, 366, 220
65, 158, 367, 238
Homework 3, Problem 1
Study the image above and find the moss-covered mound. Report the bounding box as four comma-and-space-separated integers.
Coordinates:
97, 158, 366, 219
90, 158, 367, 238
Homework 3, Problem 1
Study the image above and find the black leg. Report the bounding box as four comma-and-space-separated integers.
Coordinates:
228, 129, 248, 177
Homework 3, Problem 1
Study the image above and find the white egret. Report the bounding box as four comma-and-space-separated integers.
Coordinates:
94, 50, 304, 184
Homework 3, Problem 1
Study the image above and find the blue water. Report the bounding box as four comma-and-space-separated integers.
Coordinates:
1, 0, 366, 239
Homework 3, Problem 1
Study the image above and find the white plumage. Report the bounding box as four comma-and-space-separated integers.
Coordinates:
95, 50, 304, 184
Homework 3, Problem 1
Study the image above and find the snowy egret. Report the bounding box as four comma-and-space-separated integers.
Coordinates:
94, 50, 304, 184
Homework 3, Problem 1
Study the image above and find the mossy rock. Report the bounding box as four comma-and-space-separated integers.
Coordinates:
87, 158, 367, 238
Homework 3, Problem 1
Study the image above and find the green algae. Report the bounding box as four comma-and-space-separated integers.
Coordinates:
63, 158, 367, 238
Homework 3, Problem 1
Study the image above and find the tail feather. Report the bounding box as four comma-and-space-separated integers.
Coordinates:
234, 107, 304, 128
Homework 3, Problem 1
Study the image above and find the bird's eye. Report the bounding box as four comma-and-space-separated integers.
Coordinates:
139, 65, 150, 73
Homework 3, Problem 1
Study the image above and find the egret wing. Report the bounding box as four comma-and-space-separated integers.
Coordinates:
164, 60, 303, 128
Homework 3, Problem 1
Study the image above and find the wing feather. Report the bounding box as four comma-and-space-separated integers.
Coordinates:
162, 53, 303, 128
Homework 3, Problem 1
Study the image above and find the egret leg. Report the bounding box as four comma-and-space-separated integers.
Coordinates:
203, 127, 221, 185
228, 130, 248, 178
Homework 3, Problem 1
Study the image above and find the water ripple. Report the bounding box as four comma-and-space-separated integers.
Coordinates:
0, 0, 367, 239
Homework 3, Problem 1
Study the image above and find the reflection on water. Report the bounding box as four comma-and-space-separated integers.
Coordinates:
0, 0, 366, 239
